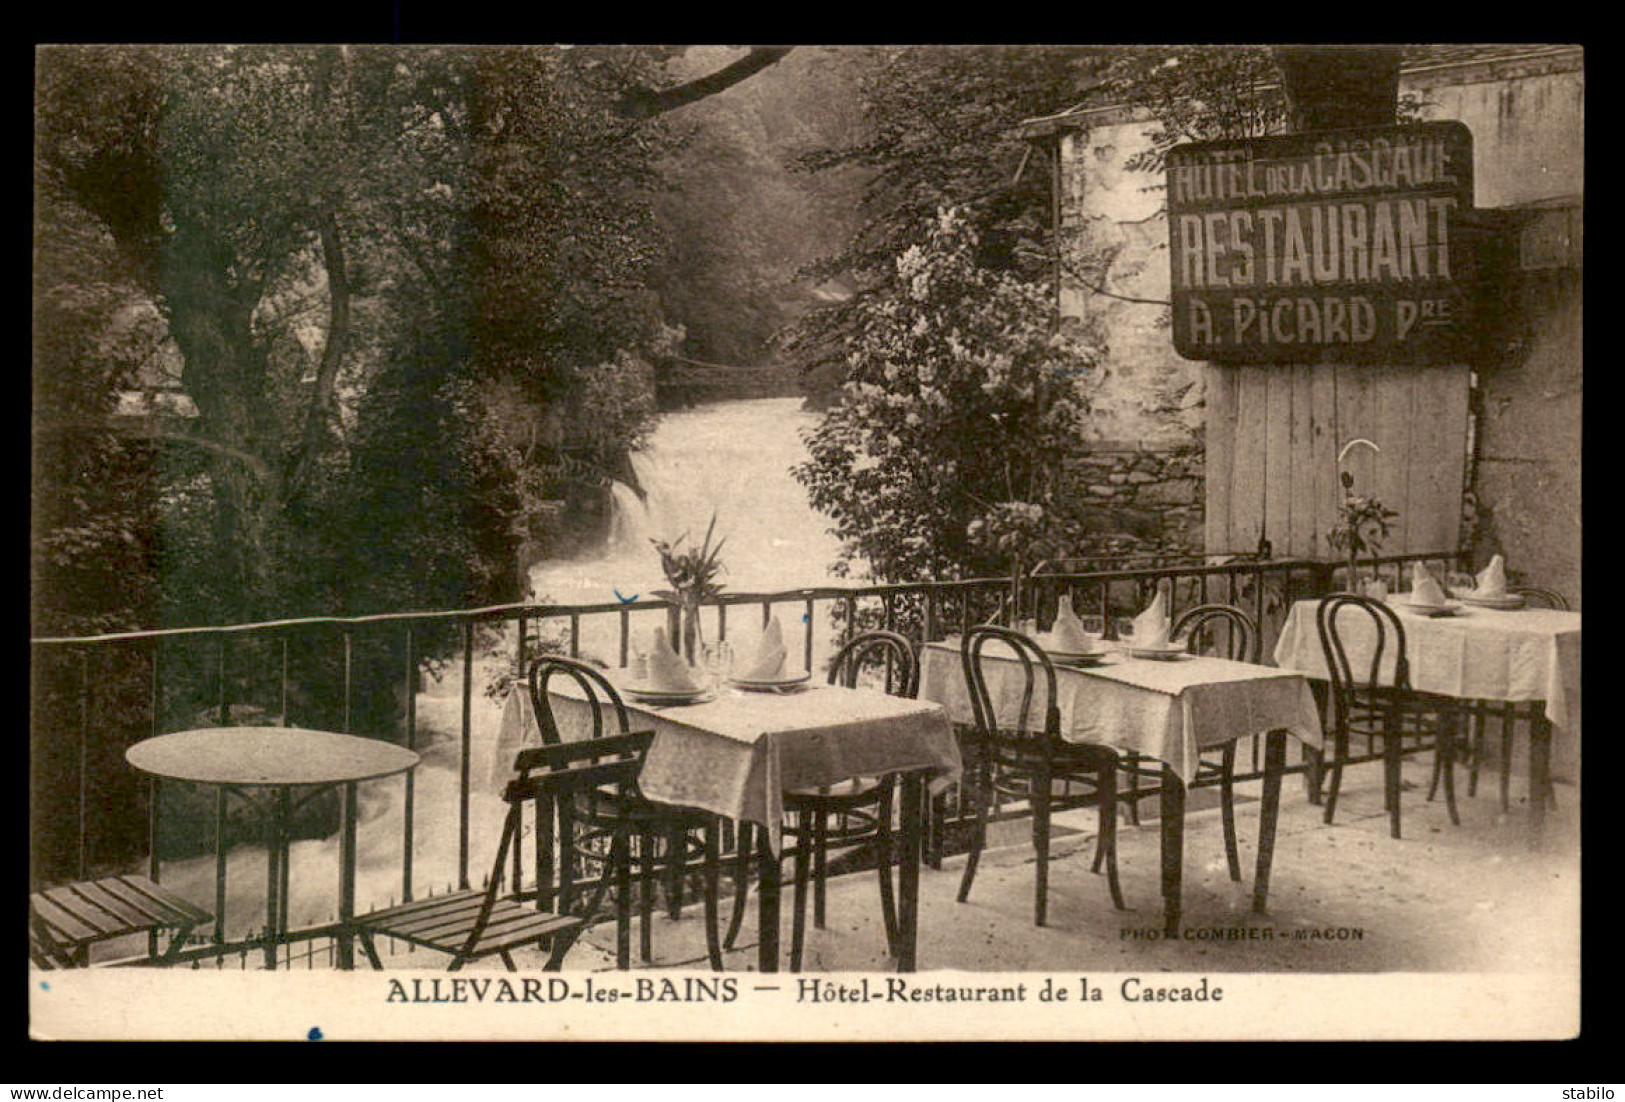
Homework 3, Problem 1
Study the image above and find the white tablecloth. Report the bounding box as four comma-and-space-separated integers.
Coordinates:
512, 678, 960, 854
918, 641, 1323, 785
1273, 599, 1582, 766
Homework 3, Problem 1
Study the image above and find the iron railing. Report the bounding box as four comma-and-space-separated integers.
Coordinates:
29, 549, 1464, 965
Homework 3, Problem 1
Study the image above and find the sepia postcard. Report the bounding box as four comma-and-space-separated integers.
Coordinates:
29, 43, 1581, 1042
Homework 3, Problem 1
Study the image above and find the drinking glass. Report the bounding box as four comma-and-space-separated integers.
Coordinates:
703, 641, 733, 691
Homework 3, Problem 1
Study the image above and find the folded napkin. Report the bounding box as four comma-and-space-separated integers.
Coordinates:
1409, 562, 1449, 608
1049, 594, 1094, 652
737, 616, 789, 681
644, 627, 701, 692
1016, 618, 1038, 639
1474, 554, 1508, 597
1132, 589, 1171, 649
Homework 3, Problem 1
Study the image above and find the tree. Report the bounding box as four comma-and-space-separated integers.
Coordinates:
795, 207, 1096, 585
33, 45, 689, 630
778, 46, 1109, 394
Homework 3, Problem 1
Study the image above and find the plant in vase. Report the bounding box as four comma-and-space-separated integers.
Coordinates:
1326, 439, 1398, 595
650, 512, 727, 665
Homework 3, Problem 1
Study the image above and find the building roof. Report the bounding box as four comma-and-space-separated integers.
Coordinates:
1018, 44, 1583, 136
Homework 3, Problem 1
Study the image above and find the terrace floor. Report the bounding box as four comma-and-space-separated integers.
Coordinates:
374, 752, 1580, 975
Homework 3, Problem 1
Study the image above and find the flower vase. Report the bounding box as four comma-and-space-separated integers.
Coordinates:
668, 598, 702, 665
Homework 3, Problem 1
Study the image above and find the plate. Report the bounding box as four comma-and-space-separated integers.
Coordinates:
1398, 600, 1462, 617
1128, 645, 1189, 660
728, 672, 812, 692
626, 685, 711, 705
1045, 649, 1111, 665
1456, 592, 1526, 610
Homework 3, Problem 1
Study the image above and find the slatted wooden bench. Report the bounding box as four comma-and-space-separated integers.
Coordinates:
29, 875, 212, 968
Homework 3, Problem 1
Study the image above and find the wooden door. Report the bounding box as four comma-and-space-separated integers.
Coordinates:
1204, 363, 1471, 560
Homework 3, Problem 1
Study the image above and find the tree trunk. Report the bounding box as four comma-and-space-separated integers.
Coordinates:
1271, 46, 1403, 131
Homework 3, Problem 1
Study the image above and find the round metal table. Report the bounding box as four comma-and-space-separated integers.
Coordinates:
127, 727, 420, 969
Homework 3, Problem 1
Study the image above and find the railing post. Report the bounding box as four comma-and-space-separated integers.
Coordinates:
217, 638, 229, 726
78, 649, 90, 880
402, 625, 416, 904
803, 597, 816, 674
341, 629, 354, 734
459, 620, 473, 891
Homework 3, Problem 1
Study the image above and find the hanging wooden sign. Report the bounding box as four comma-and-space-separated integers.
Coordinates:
1166, 121, 1475, 363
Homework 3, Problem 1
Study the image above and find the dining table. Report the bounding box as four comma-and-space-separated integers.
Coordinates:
530, 674, 962, 972
1272, 596, 1582, 835
125, 727, 421, 969
918, 639, 1325, 936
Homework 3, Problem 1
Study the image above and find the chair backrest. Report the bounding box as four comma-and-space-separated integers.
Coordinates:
827, 630, 918, 698
960, 625, 1060, 744
1172, 603, 1260, 663
480, 730, 655, 942
528, 655, 635, 747
1315, 594, 1411, 728
1509, 585, 1569, 611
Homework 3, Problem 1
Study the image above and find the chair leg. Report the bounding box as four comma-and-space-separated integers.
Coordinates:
666, 826, 686, 921
956, 748, 990, 904
876, 781, 899, 958
927, 791, 946, 871
499, 950, 517, 972
1032, 768, 1052, 928
616, 830, 633, 971
724, 822, 753, 951
637, 829, 655, 963
1500, 708, 1515, 812
703, 820, 724, 972
790, 812, 812, 972
1220, 743, 1241, 882
812, 806, 829, 930
1092, 764, 1113, 874
1427, 737, 1443, 802
1385, 730, 1403, 840
1323, 729, 1348, 825
1467, 709, 1485, 797
1101, 759, 1125, 911
358, 930, 383, 970
1440, 714, 1461, 826
1125, 753, 1143, 826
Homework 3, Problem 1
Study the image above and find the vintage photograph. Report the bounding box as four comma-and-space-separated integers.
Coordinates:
29, 44, 1581, 1041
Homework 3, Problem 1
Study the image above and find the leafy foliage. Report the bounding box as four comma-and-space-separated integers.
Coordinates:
795, 208, 1097, 584
779, 46, 1107, 392
1328, 469, 1400, 564
649, 512, 728, 605
33, 45, 676, 635
1098, 47, 1289, 176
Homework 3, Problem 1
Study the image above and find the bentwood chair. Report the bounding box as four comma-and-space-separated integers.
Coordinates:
352, 732, 649, 971
29, 875, 212, 968
528, 656, 725, 970
1177, 605, 1259, 879
721, 631, 918, 969
785, 631, 915, 970
1099, 604, 1260, 882
1316, 594, 1469, 839
957, 625, 1125, 926
1460, 585, 1569, 810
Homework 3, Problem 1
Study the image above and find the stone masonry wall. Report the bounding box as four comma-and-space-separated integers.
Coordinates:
1058, 441, 1206, 557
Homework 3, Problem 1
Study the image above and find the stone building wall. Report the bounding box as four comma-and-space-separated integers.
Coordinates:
1057, 441, 1206, 558
1031, 47, 1582, 592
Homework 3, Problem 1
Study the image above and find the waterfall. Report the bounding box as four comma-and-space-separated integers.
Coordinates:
607, 479, 649, 553
537, 397, 853, 606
